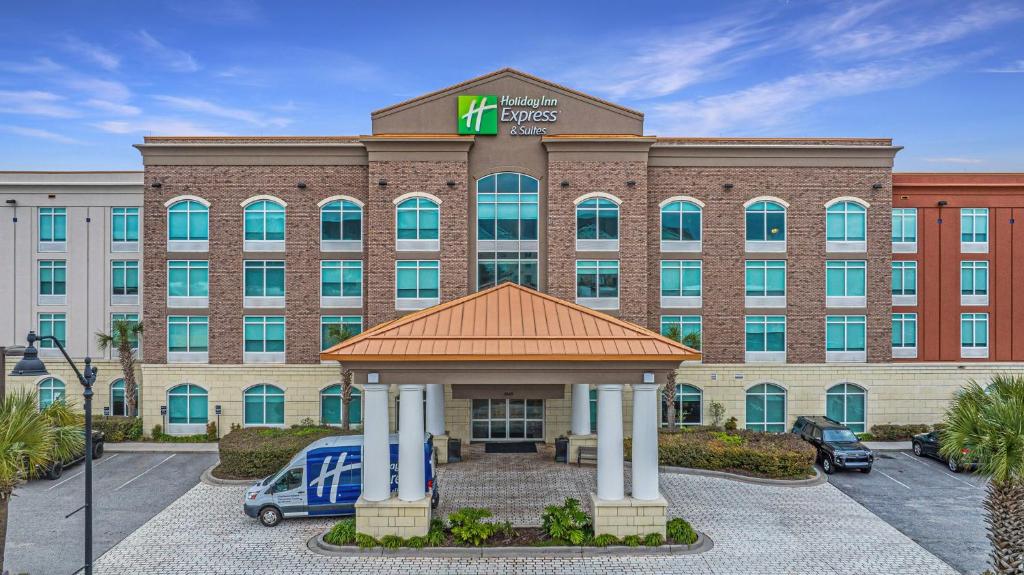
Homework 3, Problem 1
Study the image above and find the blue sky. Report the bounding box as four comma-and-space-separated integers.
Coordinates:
1, 0, 1022, 171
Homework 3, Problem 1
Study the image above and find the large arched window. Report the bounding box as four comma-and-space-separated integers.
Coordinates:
662, 384, 702, 427
476, 172, 539, 290
826, 383, 866, 432
826, 200, 867, 244
396, 196, 440, 251
745, 383, 786, 432
38, 377, 66, 409
243, 199, 285, 242
576, 197, 619, 242
167, 200, 209, 241
244, 384, 285, 426
661, 200, 702, 246
745, 200, 786, 243
110, 378, 135, 417
320, 199, 362, 242
320, 385, 362, 426
167, 384, 208, 425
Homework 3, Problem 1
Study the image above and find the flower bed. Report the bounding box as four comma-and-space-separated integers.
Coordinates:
627, 429, 816, 480
213, 425, 359, 479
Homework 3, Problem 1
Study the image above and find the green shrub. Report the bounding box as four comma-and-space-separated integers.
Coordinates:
93, 416, 142, 442
592, 534, 619, 547
355, 533, 377, 548
448, 508, 497, 546
206, 421, 218, 440
856, 432, 875, 441
724, 417, 738, 431
643, 532, 664, 546
217, 425, 358, 479
379, 535, 403, 549
540, 498, 591, 545
495, 521, 516, 539
708, 401, 726, 428
151, 424, 163, 437
323, 518, 356, 545
622, 535, 641, 547
405, 536, 426, 549
625, 429, 816, 480
666, 518, 697, 544
869, 424, 930, 441
427, 519, 447, 546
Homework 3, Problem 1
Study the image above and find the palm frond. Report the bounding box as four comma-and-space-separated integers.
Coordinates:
0, 391, 56, 490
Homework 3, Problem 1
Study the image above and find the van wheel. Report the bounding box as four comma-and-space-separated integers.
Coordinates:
46, 461, 64, 480
821, 456, 835, 475
259, 506, 282, 527
92, 442, 104, 460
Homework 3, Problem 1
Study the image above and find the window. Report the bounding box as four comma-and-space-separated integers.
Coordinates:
244, 316, 285, 353
891, 261, 916, 297
576, 197, 618, 250
892, 208, 917, 251
111, 313, 140, 350
826, 383, 866, 433
167, 260, 209, 303
661, 315, 702, 350
961, 261, 988, 305
244, 261, 285, 305
167, 384, 208, 425
745, 260, 786, 307
660, 200, 702, 248
661, 261, 701, 297
167, 200, 209, 241
38, 313, 66, 349
38, 377, 66, 409
961, 313, 988, 357
109, 379, 135, 417
321, 261, 362, 305
960, 208, 988, 249
892, 313, 917, 357
244, 384, 285, 426
826, 201, 867, 244
745, 383, 786, 432
111, 260, 139, 298
112, 207, 140, 250
662, 384, 702, 427
576, 260, 618, 308
826, 315, 866, 362
39, 207, 67, 246
38, 260, 66, 300
321, 385, 362, 426
395, 260, 440, 309
478, 252, 539, 290
320, 199, 362, 243
745, 201, 786, 248
167, 316, 208, 354
321, 316, 363, 351
477, 172, 538, 242
745, 315, 786, 361
243, 200, 285, 242
396, 197, 439, 241
826, 260, 866, 307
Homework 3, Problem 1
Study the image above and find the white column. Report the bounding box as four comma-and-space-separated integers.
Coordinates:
361, 376, 391, 502
631, 376, 660, 501
571, 383, 591, 436
398, 384, 426, 502
425, 384, 446, 436
596, 383, 624, 501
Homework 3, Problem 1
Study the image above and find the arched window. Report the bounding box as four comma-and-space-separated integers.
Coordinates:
244, 384, 285, 426
167, 200, 209, 241
826, 201, 866, 242
476, 172, 539, 290
661, 201, 702, 242
243, 200, 285, 242
662, 384, 703, 427
745, 201, 786, 243
38, 377, 66, 409
576, 198, 618, 241
110, 379, 135, 417
320, 200, 362, 241
826, 383, 866, 432
745, 383, 786, 432
167, 384, 208, 425
396, 197, 440, 241
320, 385, 362, 426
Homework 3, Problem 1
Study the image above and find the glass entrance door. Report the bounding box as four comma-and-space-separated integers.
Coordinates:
471, 399, 544, 441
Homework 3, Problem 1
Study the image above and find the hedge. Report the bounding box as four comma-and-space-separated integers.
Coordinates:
92, 416, 143, 442
625, 429, 816, 480
216, 425, 359, 479
869, 424, 931, 441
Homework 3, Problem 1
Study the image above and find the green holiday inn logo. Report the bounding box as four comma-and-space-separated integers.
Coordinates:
457, 95, 497, 135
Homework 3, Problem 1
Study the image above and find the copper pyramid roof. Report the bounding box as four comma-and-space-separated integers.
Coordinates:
320, 282, 700, 363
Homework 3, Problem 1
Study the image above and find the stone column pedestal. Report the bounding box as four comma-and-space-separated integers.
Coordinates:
355, 494, 432, 538
432, 434, 450, 465
567, 433, 596, 464
590, 493, 667, 538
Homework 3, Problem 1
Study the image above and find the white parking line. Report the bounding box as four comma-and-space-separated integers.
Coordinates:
47, 454, 120, 491
114, 454, 176, 491
877, 469, 911, 489
899, 452, 929, 466
899, 451, 984, 490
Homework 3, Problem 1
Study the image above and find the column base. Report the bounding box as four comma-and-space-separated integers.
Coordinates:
355, 494, 432, 539
568, 434, 596, 464
590, 493, 667, 538
432, 434, 449, 465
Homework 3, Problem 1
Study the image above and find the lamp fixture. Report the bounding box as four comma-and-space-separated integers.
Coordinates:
723, 183, 734, 189
378, 179, 387, 187
4, 199, 15, 205
937, 200, 948, 207
446, 180, 457, 187
872, 183, 884, 189
296, 181, 307, 189
626, 180, 636, 187
152, 181, 162, 188
560, 180, 569, 188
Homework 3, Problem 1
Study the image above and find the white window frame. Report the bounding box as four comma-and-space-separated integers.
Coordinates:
825, 198, 869, 253
574, 193, 620, 252
320, 260, 363, 309
395, 260, 441, 311
660, 260, 702, 309
37, 259, 67, 306
892, 208, 917, 253
826, 260, 867, 308
111, 260, 140, 306
37, 313, 67, 356
744, 315, 786, 363
891, 260, 917, 307
743, 197, 788, 253
320, 315, 363, 353
166, 384, 208, 435
165, 197, 210, 253
38, 207, 67, 252
825, 383, 867, 432
166, 315, 209, 364
960, 312, 989, 358
167, 260, 209, 308
892, 313, 917, 358
319, 196, 364, 253
243, 316, 286, 363
826, 315, 867, 363
242, 384, 286, 428
660, 315, 702, 354
575, 259, 619, 310
744, 260, 787, 308
243, 260, 286, 309
659, 197, 704, 253
394, 193, 442, 252
111, 207, 140, 253
241, 196, 287, 252
110, 313, 141, 358
960, 260, 989, 306
960, 208, 989, 253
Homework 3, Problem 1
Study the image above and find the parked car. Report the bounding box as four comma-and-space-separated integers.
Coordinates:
244, 433, 438, 527
912, 430, 977, 473
792, 416, 874, 474
42, 430, 105, 480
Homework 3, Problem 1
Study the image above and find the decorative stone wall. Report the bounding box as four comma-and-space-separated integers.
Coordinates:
591, 493, 667, 538
355, 495, 431, 538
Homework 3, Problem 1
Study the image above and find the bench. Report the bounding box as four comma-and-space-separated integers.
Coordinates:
577, 446, 598, 466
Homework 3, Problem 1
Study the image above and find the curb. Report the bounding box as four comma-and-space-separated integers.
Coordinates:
308, 531, 713, 558
200, 463, 256, 486
106, 442, 219, 453
656, 464, 826, 487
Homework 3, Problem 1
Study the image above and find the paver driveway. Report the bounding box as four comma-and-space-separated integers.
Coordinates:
94, 450, 958, 574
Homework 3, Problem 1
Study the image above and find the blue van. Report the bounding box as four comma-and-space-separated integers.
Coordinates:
243, 433, 438, 526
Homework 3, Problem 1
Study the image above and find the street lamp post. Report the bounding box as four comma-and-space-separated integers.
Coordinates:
10, 331, 97, 575
0, 345, 26, 401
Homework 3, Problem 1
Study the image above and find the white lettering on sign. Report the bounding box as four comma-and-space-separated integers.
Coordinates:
499, 94, 559, 136
309, 452, 360, 504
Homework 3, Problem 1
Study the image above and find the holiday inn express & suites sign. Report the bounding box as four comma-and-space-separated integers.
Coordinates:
458, 94, 560, 136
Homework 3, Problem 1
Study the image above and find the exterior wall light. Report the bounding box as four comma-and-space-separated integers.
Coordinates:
937, 200, 948, 207
378, 179, 387, 187
626, 180, 636, 187
872, 183, 884, 189
297, 181, 307, 189
152, 181, 162, 188
367, 372, 380, 384
723, 183, 734, 189
446, 180, 457, 187
560, 180, 569, 188
642, 372, 655, 384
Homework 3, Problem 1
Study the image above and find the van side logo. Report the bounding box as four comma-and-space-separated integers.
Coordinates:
308, 452, 360, 504
457, 95, 498, 135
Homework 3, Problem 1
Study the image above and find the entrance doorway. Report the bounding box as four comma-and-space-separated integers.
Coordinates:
471, 399, 544, 441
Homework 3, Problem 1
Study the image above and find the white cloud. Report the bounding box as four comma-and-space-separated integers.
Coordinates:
0, 57, 63, 74
0, 90, 78, 118
134, 30, 199, 72
61, 35, 120, 70
923, 156, 985, 164
983, 60, 1024, 73
84, 99, 141, 116
1, 125, 81, 144
93, 117, 224, 135
152, 95, 290, 127
65, 77, 132, 102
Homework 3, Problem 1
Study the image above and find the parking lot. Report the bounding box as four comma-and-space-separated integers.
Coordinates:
5, 450, 218, 575
829, 449, 989, 575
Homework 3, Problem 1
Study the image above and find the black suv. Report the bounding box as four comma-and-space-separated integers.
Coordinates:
42, 430, 105, 480
792, 416, 873, 475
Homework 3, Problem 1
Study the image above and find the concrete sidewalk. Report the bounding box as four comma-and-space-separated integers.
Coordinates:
862, 441, 912, 451
107, 442, 219, 453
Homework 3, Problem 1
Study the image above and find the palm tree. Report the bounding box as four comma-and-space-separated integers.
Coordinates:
96, 319, 143, 416
324, 324, 357, 431
661, 326, 682, 429
0, 391, 82, 565
941, 375, 1024, 575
